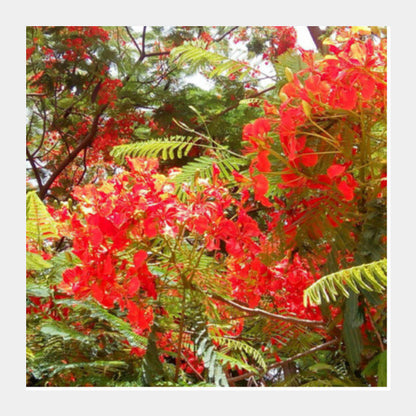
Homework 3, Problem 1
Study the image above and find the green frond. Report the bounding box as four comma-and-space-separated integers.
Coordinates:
26, 251, 52, 271
174, 155, 247, 199
50, 250, 81, 270
277, 331, 324, 360
362, 351, 387, 387
170, 41, 251, 80
110, 136, 198, 163
212, 336, 267, 371
215, 352, 258, 373
47, 360, 129, 379
57, 298, 148, 349
40, 320, 91, 343
26, 279, 52, 298
189, 313, 229, 387
304, 259, 387, 306
141, 324, 165, 386
342, 293, 364, 371
274, 50, 308, 90
26, 191, 59, 242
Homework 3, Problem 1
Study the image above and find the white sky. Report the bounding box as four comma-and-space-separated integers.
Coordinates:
187, 26, 318, 90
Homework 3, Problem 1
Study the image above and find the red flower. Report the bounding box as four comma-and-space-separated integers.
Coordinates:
134, 250, 148, 268
252, 174, 272, 207
327, 164, 346, 179
26, 46, 36, 60
298, 147, 318, 167
337, 180, 354, 201
243, 118, 271, 151
253, 150, 271, 172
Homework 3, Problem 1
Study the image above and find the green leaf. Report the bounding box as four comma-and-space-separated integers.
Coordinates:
212, 336, 267, 371
308, 363, 336, 373
48, 361, 128, 378
26, 251, 52, 271
111, 136, 198, 163
304, 259, 387, 306
215, 352, 258, 373
342, 293, 363, 371
56, 299, 147, 348
40, 320, 91, 343
26, 280, 52, 297
174, 155, 246, 200
26, 191, 59, 242
141, 324, 165, 386
170, 40, 253, 80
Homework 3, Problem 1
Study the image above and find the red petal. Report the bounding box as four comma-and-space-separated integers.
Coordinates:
299, 147, 318, 167
91, 283, 104, 303
255, 150, 271, 172
134, 250, 148, 268
338, 181, 354, 201
91, 227, 103, 248
212, 163, 220, 182
253, 174, 272, 207
253, 118, 270, 136
127, 276, 140, 296
103, 254, 114, 276
127, 301, 147, 329
143, 217, 158, 238
327, 164, 346, 179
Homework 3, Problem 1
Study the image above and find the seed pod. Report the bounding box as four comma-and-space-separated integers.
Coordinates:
284, 67, 294, 82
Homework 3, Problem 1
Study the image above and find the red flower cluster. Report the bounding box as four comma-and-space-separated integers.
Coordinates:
53, 156, 322, 347
59, 158, 181, 332
96, 79, 123, 107
269, 26, 297, 57
241, 28, 386, 250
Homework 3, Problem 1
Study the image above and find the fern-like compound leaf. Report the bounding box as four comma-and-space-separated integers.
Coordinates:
57, 299, 148, 349
170, 40, 251, 80
26, 251, 52, 271
111, 136, 198, 163
26, 191, 59, 242
304, 259, 387, 306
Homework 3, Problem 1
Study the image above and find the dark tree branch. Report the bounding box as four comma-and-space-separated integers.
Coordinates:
76, 147, 88, 186
213, 26, 239, 42
26, 146, 43, 191
26, 93, 47, 97
141, 26, 147, 58
307, 26, 326, 53
123, 26, 170, 84
125, 26, 142, 56
39, 105, 107, 200
26, 111, 43, 192
143, 51, 171, 58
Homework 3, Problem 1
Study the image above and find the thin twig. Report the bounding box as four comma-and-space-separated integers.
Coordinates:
26, 93, 47, 97
76, 147, 88, 185
209, 292, 326, 329
26, 147, 43, 191
213, 26, 239, 42
125, 26, 142, 56
227, 339, 338, 383
174, 287, 187, 382
180, 352, 205, 382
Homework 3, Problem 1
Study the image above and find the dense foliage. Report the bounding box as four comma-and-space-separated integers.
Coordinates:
26, 26, 387, 387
